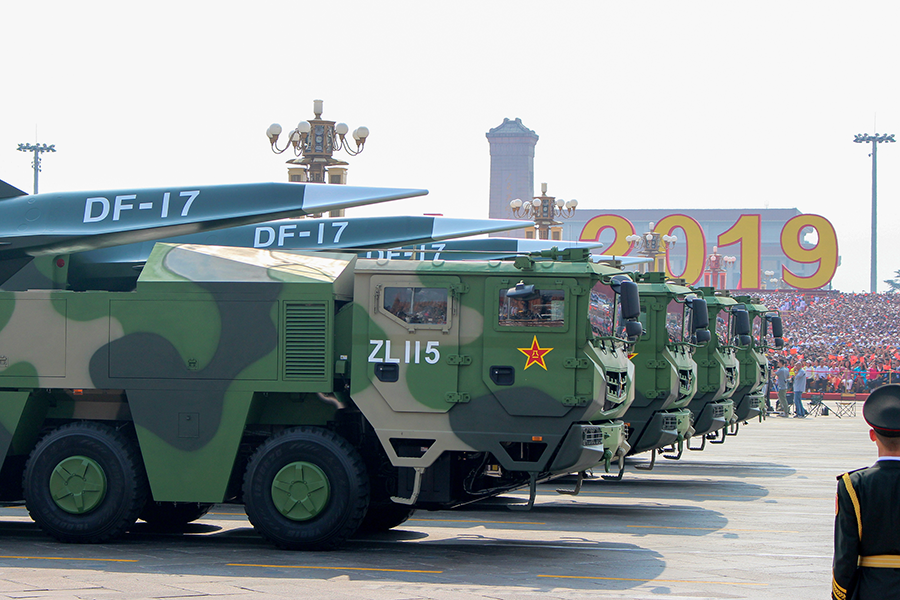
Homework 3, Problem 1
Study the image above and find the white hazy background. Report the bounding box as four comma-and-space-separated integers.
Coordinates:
2, 1, 898, 292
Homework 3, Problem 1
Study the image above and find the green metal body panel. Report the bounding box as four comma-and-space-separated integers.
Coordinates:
689, 287, 740, 437
623, 273, 699, 456
731, 296, 774, 422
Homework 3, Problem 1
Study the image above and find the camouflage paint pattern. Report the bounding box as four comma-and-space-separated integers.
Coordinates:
0, 245, 355, 501
0, 243, 637, 507
348, 256, 636, 474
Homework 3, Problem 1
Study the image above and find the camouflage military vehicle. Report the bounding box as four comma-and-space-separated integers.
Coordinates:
619, 272, 709, 468
731, 296, 783, 423
686, 288, 750, 448
0, 243, 642, 549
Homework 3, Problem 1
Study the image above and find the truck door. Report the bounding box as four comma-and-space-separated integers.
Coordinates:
365, 275, 462, 413
481, 278, 579, 417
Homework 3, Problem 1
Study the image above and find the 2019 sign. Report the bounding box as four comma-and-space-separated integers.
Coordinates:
579, 213, 838, 290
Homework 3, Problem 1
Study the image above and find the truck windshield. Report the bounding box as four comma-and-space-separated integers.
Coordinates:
752, 314, 763, 345
498, 289, 565, 327
666, 299, 689, 343
589, 282, 621, 337
716, 309, 731, 346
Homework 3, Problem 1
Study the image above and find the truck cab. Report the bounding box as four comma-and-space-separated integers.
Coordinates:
731, 296, 783, 422
623, 272, 709, 463
688, 288, 744, 444
346, 249, 642, 510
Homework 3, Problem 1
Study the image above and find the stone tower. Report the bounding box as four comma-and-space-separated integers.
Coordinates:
486, 118, 538, 235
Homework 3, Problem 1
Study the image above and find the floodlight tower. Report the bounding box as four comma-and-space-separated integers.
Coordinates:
16, 142, 56, 194
854, 133, 895, 293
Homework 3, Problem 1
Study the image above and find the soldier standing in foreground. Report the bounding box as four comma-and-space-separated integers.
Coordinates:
832, 384, 900, 600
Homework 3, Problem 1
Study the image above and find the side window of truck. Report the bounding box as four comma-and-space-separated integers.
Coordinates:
382, 286, 448, 327
498, 289, 565, 327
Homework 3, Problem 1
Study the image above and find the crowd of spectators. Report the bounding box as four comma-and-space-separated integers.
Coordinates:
756, 291, 900, 393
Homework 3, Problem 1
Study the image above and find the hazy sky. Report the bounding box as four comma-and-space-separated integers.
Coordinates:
3, 1, 899, 292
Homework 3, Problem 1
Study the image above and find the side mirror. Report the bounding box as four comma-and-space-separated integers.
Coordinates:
690, 298, 709, 330
618, 280, 641, 320
625, 320, 644, 338
695, 329, 711, 344
769, 315, 783, 338
733, 309, 751, 337
739, 334, 752, 347
774, 337, 784, 349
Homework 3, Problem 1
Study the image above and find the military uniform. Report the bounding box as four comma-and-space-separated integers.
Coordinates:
833, 384, 900, 600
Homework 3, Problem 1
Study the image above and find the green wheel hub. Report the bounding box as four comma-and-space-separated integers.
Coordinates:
49, 455, 108, 514
271, 461, 331, 521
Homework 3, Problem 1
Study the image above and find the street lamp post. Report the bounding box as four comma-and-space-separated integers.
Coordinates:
16, 142, 56, 194
509, 183, 578, 240
266, 100, 370, 217
626, 223, 677, 273
854, 132, 895, 293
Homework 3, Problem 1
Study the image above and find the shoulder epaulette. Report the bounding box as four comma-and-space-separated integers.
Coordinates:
836, 467, 867, 481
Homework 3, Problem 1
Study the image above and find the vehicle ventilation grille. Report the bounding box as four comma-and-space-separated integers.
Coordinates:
284, 302, 328, 381
582, 426, 604, 447
661, 414, 678, 431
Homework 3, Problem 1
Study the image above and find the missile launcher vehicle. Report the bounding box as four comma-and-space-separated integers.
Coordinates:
0, 238, 642, 549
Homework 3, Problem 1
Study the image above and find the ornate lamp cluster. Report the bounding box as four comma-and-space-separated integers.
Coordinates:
625, 223, 677, 272
707, 246, 736, 272
705, 246, 736, 288
509, 183, 578, 240
266, 99, 369, 183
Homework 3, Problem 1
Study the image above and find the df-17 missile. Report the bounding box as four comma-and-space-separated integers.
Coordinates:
361, 237, 649, 266
53, 215, 530, 291
0, 179, 427, 285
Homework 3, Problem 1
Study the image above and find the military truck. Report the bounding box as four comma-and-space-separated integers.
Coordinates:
617, 272, 709, 469
731, 296, 783, 423
686, 288, 750, 449
0, 243, 642, 549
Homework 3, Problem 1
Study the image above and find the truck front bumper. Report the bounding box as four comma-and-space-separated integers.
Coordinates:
549, 421, 628, 474
692, 399, 735, 437
629, 408, 695, 456
734, 393, 762, 422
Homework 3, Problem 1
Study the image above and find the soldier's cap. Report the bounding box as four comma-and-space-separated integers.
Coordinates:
864, 384, 900, 437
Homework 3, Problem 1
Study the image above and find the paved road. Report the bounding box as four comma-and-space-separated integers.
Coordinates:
0, 410, 872, 599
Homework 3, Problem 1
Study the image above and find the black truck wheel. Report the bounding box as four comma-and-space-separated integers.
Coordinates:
243, 427, 369, 550
23, 422, 148, 543
140, 501, 213, 530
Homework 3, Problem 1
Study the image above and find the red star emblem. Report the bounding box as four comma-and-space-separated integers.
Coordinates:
518, 336, 553, 370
